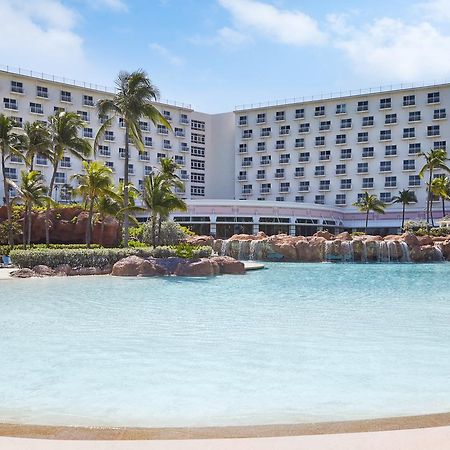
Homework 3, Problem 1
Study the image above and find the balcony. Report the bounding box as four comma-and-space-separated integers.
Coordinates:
242, 161, 252, 167
83, 99, 95, 107
260, 187, 271, 194
237, 174, 247, 181
158, 128, 169, 135
274, 172, 285, 179
256, 173, 266, 180
175, 130, 186, 138
242, 188, 252, 195
260, 159, 271, 166
180, 117, 189, 125
239, 118, 248, 126
260, 131, 271, 138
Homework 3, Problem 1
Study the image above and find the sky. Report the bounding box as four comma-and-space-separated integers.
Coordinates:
2, 0, 450, 113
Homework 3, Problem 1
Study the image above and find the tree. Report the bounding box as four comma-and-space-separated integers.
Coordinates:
392, 189, 418, 230
353, 192, 386, 234
46, 112, 92, 244
95, 69, 171, 247
0, 114, 21, 245
72, 161, 119, 247
19, 121, 51, 170
419, 148, 450, 225
7, 170, 52, 247
142, 173, 187, 247
431, 175, 450, 219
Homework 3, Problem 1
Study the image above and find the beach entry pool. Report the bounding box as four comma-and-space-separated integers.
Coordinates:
1, 263, 450, 428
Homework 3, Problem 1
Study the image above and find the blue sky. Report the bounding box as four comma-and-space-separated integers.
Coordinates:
2, 0, 450, 112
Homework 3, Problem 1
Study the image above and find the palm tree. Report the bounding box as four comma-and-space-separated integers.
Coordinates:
142, 173, 187, 246
431, 175, 450, 219
392, 189, 418, 230
72, 161, 119, 247
353, 192, 386, 234
45, 112, 92, 244
19, 121, 51, 170
419, 148, 450, 225
7, 170, 51, 247
95, 69, 171, 247
0, 114, 21, 245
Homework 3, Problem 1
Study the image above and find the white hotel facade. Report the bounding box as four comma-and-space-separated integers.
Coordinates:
0, 66, 449, 237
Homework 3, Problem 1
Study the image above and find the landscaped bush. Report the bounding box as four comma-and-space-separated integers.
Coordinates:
191, 246, 212, 259
0, 245, 12, 256
1, 243, 102, 255
150, 246, 177, 258
142, 220, 189, 246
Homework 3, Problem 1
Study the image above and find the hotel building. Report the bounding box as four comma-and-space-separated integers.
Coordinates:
0, 66, 448, 237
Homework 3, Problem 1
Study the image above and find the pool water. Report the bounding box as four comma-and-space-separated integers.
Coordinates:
1, 263, 450, 427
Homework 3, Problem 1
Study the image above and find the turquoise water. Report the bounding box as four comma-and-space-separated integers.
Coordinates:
1, 263, 450, 427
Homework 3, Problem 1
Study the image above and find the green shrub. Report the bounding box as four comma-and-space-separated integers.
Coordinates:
191, 246, 212, 259
127, 240, 148, 248
0, 245, 12, 256
150, 246, 177, 258
142, 221, 188, 246
351, 231, 365, 237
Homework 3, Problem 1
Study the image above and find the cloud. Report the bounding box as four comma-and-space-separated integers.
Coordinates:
92, 0, 128, 12
217, 0, 327, 46
416, 0, 450, 22
334, 16, 450, 81
0, 0, 91, 79
149, 43, 184, 66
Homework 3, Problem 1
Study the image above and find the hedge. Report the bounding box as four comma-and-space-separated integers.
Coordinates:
0, 244, 102, 256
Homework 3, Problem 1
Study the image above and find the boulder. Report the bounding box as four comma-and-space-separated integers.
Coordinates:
174, 258, 216, 277
55, 264, 72, 276
440, 240, 450, 260
417, 235, 434, 246
111, 256, 147, 276
336, 231, 352, 241
384, 234, 402, 241
10, 268, 36, 278
210, 256, 245, 274
138, 260, 168, 277
32, 265, 55, 276
402, 232, 420, 247
187, 235, 214, 247
313, 230, 334, 240
295, 238, 324, 262
70, 267, 99, 276
409, 245, 443, 262
154, 257, 185, 274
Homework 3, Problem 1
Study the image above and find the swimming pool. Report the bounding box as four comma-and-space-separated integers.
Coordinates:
1, 263, 450, 428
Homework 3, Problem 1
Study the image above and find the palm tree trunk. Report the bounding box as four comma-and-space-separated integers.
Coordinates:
431, 196, 435, 227
442, 197, 446, 218
27, 205, 33, 247
427, 170, 433, 224
100, 216, 105, 247
157, 216, 162, 246
151, 212, 157, 247
122, 126, 130, 247
1, 151, 14, 246
45, 162, 58, 245
22, 203, 27, 249
401, 203, 406, 230
365, 209, 369, 234
86, 199, 94, 248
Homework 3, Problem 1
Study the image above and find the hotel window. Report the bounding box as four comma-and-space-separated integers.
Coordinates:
295, 108, 305, 119
83, 127, 93, 138
77, 110, 89, 122
10, 117, 23, 128
144, 137, 153, 147
315, 194, 325, 204
99, 114, 109, 124
408, 111, 421, 122
362, 177, 374, 189
275, 111, 285, 121
242, 157, 252, 167
319, 150, 331, 161
275, 197, 285, 202
11, 80, 24, 94
98, 145, 110, 157
357, 193, 366, 202
428, 125, 440, 136
295, 167, 305, 177
157, 153, 166, 162
385, 145, 397, 156
158, 124, 169, 135
336, 194, 346, 205
294, 138, 305, 148
279, 154, 291, 164
239, 143, 248, 153
256, 169, 266, 180
191, 186, 205, 196
403, 159, 415, 170
104, 130, 115, 141
298, 181, 310, 192
191, 133, 205, 144
163, 110, 172, 121
260, 155, 271, 165
357, 162, 369, 173
260, 183, 271, 194
257, 142, 266, 152
319, 180, 330, 191
4, 167, 18, 180
191, 159, 205, 170
4, 98, 18, 110
144, 166, 153, 176
336, 134, 347, 145
60, 156, 71, 168
362, 116, 374, 127
409, 175, 421, 187
315, 105, 325, 117
191, 173, 205, 183
239, 115, 248, 126
340, 118, 352, 129
275, 140, 285, 150
241, 184, 252, 194
140, 151, 150, 161
403, 95, 415, 107
295, 196, 305, 203
335, 164, 346, 175
30, 102, 43, 114
428, 92, 440, 104
118, 118, 125, 128
299, 123, 310, 133
36, 86, 48, 98
380, 130, 391, 141
279, 182, 290, 193
315, 136, 325, 146
119, 147, 131, 159
434, 140, 446, 150
385, 113, 397, 125
279, 125, 290, 135
54, 106, 65, 114
180, 114, 189, 125
336, 103, 346, 114
380, 98, 391, 109
319, 120, 331, 131
298, 152, 310, 162
380, 192, 392, 203
242, 129, 253, 139
181, 142, 190, 153
191, 120, 205, 131
191, 146, 204, 156
385, 176, 397, 188
260, 127, 271, 137
403, 128, 415, 139
35, 153, 48, 166
314, 165, 325, 176
238, 171, 247, 181
380, 161, 391, 172
256, 113, 266, 124
60, 90, 72, 102
83, 95, 94, 107
340, 179, 352, 190
434, 108, 447, 120
55, 172, 66, 184
174, 127, 185, 137
358, 132, 369, 143
10, 154, 24, 164
340, 148, 352, 159
409, 142, 421, 154
357, 100, 369, 112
